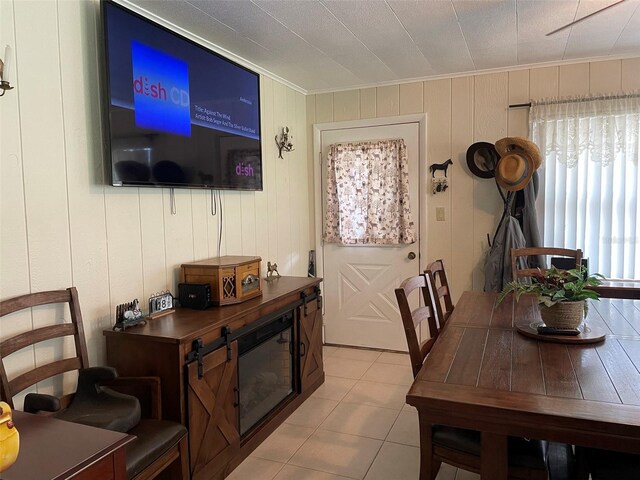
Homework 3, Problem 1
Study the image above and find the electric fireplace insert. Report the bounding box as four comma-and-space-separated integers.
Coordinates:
237, 310, 294, 436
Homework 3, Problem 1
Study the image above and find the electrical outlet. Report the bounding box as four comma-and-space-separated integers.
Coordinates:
436, 207, 445, 221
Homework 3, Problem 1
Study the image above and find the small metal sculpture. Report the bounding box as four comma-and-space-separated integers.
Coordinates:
266, 261, 281, 280
275, 127, 294, 159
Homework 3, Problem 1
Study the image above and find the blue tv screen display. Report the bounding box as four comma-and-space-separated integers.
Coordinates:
103, 1, 262, 190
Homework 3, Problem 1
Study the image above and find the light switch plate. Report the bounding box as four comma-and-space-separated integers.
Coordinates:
436, 207, 445, 221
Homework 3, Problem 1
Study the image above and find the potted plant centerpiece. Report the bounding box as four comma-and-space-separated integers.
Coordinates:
498, 266, 604, 329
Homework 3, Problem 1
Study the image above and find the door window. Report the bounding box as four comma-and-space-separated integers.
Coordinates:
324, 138, 416, 245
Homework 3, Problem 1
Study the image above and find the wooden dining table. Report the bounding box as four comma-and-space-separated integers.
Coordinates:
406, 291, 640, 479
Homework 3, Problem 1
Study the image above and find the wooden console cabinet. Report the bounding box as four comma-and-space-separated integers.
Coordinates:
104, 276, 323, 480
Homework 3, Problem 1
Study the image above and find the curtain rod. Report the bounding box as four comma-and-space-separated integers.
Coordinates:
508, 92, 640, 109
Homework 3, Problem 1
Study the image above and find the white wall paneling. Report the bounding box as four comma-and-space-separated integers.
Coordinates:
622, 58, 640, 91
376, 85, 400, 117
472, 73, 508, 290
307, 58, 640, 300
590, 60, 622, 95
190, 191, 210, 262
530, 66, 559, 101
163, 189, 196, 289
315, 93, 334, 124
222, 190, 243, 256
1, 0, 313, 405
274, 81, 292, 274
450, 76, 475, 297
559, 63, 589, 98
360, 88, 376, 119
59, 0, 112, 367
140, 190, 169, 301
507, 70, 529, 137
14, 0, 75, 398
262, 77, 278, 273
399, 82, 423, 116
240, 190, 257, 257
333, 90, 360, 122
0, 0, 35, 407
424, 79, 452, 267
2, 0, 639, 393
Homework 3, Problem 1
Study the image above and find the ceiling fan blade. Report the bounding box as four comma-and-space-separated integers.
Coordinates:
546, 0, 627, 36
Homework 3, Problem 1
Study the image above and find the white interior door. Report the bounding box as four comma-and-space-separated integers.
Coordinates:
320, 123, 421, 351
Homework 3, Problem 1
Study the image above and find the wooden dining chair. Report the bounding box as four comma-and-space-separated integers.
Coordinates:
394, 275, 440, 377
425, 259, 454, 327
0, 287, 189, 480
395, 276, 549, 480
511, 247, 583, 281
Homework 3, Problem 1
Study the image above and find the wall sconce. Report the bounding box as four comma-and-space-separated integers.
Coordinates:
0, 45, 14, 97
275, 126, 294, 159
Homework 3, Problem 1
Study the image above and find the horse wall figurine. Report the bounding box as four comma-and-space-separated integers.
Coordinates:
430, 159, 453, 177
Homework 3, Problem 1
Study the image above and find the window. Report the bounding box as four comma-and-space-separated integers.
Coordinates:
323, 139, 415, 245
530, 95, 640, 279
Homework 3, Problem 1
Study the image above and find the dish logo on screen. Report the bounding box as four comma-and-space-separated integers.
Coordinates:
131, 41, 191, 136
235, 162, 254, 177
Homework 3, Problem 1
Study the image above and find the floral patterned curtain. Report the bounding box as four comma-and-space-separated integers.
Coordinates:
324, 139, 416, 245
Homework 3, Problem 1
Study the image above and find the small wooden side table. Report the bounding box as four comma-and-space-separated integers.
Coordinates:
2, 411, 133, 480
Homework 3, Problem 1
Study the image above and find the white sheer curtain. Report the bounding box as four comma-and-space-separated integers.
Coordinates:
530, 94, 640, 279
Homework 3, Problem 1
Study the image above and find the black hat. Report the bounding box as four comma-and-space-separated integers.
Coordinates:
466, 142, 499, 179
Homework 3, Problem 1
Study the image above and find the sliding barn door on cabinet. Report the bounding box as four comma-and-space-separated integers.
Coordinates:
187, 341, 240, 480
299, 295, 323, 392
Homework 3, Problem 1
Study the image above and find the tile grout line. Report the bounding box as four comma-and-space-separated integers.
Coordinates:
286, 347, 397, 478
241, 346, 424, 480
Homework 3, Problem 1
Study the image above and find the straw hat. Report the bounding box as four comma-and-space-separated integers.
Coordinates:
494, 137, 542, 191
466, 142, 499, 179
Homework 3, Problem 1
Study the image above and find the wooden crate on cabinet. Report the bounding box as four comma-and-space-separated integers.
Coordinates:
180, 256, 262, 305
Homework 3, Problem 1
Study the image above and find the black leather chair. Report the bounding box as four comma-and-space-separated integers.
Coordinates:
576, 447, 639, 480
0, 287, 189, 479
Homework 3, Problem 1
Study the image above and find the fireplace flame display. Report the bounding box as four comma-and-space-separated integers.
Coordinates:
238, 313, 294, 435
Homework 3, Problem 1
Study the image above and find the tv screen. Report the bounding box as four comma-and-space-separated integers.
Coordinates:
102, 1, 262, 190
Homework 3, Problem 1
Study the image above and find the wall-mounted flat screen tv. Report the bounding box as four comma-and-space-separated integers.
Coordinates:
102, 1, 262, 190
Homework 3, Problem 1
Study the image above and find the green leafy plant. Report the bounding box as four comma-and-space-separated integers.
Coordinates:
497, 266, 604, 308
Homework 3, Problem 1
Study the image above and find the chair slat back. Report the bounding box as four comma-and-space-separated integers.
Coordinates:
0, 287, 89, 408
425, 259, 454, 327
511, 247, 583, 282
395, 275, 440, 378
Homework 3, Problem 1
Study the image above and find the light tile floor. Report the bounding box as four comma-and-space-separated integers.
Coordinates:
228, 346, 480, 480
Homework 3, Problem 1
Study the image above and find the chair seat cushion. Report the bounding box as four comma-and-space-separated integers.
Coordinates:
432, 425, 547, 470
584, 447, 640, 480
126, 419, 187, 478
56, 387, 141, 433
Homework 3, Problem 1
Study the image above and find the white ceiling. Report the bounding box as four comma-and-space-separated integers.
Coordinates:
125, 0, 640, 94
